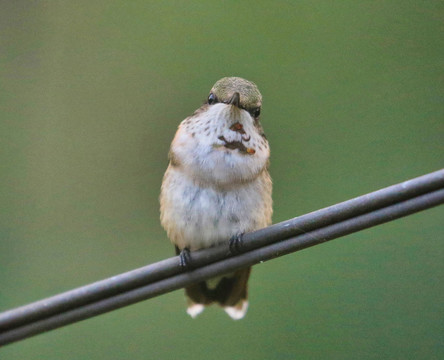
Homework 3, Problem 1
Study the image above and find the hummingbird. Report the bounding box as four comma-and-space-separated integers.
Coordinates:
160, 77, 272, 319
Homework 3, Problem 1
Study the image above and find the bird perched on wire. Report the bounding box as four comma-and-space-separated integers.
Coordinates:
160, 77, 272, 319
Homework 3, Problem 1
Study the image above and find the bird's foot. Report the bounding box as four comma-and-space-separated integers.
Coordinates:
179, 247, 192, 269
229, 232, 245, 255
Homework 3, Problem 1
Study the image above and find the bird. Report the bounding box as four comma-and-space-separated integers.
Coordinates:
160, 77, 272, 319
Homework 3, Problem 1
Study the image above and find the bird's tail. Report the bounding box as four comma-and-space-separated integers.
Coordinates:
184, 267, 251, 320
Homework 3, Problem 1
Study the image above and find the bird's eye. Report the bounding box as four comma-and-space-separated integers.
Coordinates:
253, 107, 261, 118
208, 93, 218, 105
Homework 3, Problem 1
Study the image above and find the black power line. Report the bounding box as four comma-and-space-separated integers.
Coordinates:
0, 169, 443, 346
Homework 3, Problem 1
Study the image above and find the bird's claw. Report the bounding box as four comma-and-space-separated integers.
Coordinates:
229, 232, 245, 255
179, 248, 192, 269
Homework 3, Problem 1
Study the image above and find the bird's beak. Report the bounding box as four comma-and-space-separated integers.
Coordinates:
227, 92, 240, 107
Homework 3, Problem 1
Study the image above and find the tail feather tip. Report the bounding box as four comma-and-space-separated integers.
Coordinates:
187, 304, 205, 318
224, 301, 249, 320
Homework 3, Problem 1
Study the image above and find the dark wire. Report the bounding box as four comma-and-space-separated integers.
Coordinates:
0, 169, 443, 346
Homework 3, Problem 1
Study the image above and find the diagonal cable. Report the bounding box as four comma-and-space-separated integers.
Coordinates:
0, 169, 443, 346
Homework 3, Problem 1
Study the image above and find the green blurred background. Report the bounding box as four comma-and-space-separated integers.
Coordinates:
1, 1, 443, 359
